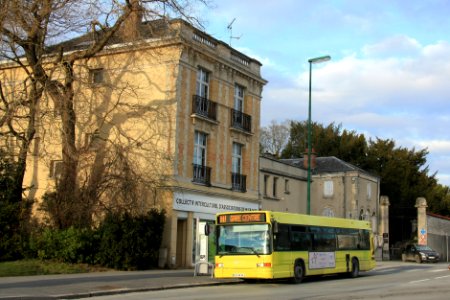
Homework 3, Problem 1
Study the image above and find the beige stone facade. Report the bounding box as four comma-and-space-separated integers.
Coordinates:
311, 166, 380, 222
1, 20, 266, 268
259, 154, 307, 213
264, 156, 380, 233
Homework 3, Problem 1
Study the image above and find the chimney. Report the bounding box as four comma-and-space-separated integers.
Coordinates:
118, 0, 143, 42
303, 148, 317, 169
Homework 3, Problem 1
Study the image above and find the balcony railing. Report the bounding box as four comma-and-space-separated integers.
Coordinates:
231, 109, 251, 133
193, 164, 211, 186
231, 173, 246, 192
192, 95, 217, 121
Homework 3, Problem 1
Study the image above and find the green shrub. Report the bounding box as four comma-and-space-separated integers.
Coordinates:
18, 208, 165, 270
97, 209, 165, 270
32, 227, 98, 264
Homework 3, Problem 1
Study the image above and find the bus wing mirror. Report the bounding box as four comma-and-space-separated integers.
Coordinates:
272, 221, 279, 234
204, 223, 211, 236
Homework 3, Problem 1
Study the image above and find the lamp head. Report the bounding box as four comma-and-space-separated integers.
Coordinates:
308, 55, 331, 64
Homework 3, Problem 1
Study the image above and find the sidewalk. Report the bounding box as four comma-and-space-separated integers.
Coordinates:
0, 261, 405, 300
0, 269, 239, 300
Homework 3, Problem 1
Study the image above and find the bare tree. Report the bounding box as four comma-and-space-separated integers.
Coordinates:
260, 120, 290, 158
1, 0, 207, 228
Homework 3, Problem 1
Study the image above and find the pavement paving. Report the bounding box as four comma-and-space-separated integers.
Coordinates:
0, 261, 407, 300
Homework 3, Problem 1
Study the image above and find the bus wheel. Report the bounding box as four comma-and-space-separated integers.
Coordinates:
292, 261, 305, 283
350, 258, 359, 278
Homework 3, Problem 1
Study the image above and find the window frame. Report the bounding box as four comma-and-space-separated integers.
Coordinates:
273, 177, 278, 198
89, 68, 104, 85
367, 183, 372, 200
232, 142, 243, 174
284, 179, 290, 194
49, 160, 63, 180
234, 84, 245, 112
323, 180, 334, 197
263, 175, 269, 197
194, 131, 207, 166
196, 67, 210, 98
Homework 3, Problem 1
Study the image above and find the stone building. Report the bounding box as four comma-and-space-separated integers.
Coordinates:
281, 156, 380, 223
1, 19, 266, 268
259, 154, 307, 213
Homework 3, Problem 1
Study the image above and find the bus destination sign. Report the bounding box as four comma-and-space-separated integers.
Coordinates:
218, 213, 266, 224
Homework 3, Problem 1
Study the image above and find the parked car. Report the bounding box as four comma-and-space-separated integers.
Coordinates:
402, 244, 440, 263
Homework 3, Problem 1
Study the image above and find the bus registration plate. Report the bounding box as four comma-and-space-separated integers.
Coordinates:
233, 273, 244, 277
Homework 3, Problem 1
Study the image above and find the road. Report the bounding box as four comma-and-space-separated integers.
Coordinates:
87, 262, 450, 300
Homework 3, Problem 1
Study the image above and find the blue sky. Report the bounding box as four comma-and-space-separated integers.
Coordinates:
200, 0, 450, 187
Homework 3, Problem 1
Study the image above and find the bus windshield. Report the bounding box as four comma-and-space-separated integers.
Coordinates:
217, 224, 271, 255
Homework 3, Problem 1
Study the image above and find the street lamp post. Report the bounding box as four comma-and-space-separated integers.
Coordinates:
307, 55, 331, 215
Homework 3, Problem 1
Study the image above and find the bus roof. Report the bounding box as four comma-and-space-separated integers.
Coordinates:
217, 211, 372, 230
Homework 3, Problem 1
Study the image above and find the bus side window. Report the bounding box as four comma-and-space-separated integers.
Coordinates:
358, 230, 370, 250
274, 224, 291, 251
291, 226, 311, 251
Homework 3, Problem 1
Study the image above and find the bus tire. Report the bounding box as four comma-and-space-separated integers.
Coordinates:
292, 260, 305, 283
350, 258, 359, 278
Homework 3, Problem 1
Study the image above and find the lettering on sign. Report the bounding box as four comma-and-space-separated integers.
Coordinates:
309, 252, 336, 269
173, 193, 258, 213
217, 213, 266, 224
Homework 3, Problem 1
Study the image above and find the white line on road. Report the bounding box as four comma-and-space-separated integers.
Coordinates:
434, 275, 450, 279
429, 269, 448, 273
409, 279, 431, 284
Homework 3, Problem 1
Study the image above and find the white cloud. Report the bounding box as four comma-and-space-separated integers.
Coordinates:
415, 140, 450, 155
261, 38, 450, 186
363, 35, 422, 57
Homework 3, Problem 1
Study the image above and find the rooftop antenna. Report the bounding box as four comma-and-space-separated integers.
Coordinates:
227, 18, 242, 46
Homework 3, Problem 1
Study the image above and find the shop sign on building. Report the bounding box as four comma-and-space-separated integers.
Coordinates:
173, 192, 258, 214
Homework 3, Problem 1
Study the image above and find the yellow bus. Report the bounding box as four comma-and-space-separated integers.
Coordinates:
211, 211, 376, 282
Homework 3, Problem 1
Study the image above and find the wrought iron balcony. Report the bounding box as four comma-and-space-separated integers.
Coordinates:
231, 109, 251, 133
231, 172, 246, 192
192, 95, 217, 121
193, 164, 211, 186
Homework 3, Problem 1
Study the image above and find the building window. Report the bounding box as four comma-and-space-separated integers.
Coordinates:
234, 84, 244, 112
284, 179, 290, 194
359, 209, 365, 220
232, 142, 242, 174
84, 130, 101, 149
49, 160, 63, 180
367, 183, 372, 200
324, 180, 334, 197
194, 131, 207, 166
196, 67, 209, 98
193, 131, 210, 185
263, 175, 269, 197
231, 142, 246, 192
90, 68, 104, 85
322, 207, 335, 217
273, 177, 278, 198
231, 84, 251, 133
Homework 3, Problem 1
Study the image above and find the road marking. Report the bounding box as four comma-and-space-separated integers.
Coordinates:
409, 279, 431, 284
429, 269, 447, 273
435, 275, 450, 280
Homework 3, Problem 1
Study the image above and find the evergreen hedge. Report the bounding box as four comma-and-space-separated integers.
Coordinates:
28, 208, 165, 270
